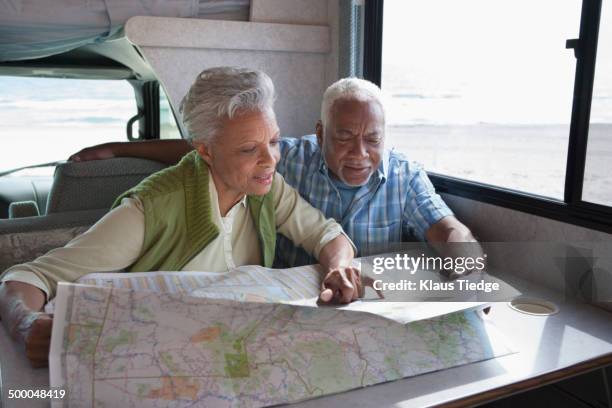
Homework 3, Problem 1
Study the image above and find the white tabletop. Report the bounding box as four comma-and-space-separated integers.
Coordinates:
1, 274, 611, 408
290, 275, 612, 407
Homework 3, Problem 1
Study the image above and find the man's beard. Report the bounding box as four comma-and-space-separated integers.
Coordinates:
337, 165, 372, 187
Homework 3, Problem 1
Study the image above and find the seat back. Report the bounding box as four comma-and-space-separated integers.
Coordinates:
1, 158, 168, 272
0, 176, 52, 218
0, 208, 106, 271
46, 158, 167, 214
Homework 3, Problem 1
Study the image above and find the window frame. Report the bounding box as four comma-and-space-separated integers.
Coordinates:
364, 0, 612, 234
158, 84, 184, 140
130, 80, 160, 140
134, 80, 183, 141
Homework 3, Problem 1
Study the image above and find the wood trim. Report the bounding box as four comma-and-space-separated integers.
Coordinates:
436, 354, 612, 407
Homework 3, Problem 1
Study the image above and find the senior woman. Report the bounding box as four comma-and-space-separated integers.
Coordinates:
0, 67, 362, 367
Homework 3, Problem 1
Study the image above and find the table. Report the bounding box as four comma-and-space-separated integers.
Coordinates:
1, 273, 611, 408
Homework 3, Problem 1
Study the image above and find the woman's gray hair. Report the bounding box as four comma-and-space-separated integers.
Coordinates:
321, 77, 385, 129
179, 67, 276, 144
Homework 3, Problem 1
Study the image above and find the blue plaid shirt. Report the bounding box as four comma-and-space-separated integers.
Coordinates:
275, 135, 454, 267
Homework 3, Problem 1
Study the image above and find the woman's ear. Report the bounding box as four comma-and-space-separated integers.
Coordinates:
194, 142, 213, 165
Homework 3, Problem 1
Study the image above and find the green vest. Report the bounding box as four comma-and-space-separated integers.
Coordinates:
111, 151, 276, 271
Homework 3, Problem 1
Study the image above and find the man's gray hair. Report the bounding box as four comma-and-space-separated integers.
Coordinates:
179, 67, 276, 144
320, 77, 385, 128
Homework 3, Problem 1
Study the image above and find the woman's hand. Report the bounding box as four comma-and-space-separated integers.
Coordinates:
318, 267, 384, 304
316, 234, 386, 304
317, 235, 358, 304
319, 266, 363, 304
16, 312, 53, 368
0, 281, 50, 367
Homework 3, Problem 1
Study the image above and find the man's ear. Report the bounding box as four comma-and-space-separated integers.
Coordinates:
194, 142, 213, 165
315, 120, 324, 146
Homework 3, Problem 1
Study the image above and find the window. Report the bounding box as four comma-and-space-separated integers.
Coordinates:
0, 76, 137, 176
583, 0, 612, 206
380, 0, 581, 200
366, 0, 612, 231
160, 87, 181, 139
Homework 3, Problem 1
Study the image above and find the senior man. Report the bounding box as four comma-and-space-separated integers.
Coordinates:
275, 78, 476, 266
70, 77, 477, 266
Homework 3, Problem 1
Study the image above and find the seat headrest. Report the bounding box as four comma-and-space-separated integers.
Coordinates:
8, 200, 40, 218
46, 158, 167, 214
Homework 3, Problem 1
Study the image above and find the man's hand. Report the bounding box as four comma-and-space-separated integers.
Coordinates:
319, 266, 363, 304
69, 144, 116, 162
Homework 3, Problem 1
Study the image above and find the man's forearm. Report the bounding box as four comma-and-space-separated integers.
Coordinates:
71, 140, 194, 165
426, 217, 485, 274
445, 225, 477, 242
129, 140, 193, 165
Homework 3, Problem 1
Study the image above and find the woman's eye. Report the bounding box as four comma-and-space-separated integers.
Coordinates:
270, 139, 280, 146
241, 147, 257, 153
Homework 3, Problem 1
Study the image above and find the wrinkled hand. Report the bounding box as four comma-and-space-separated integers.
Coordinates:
0, 282, 51, 367
319, 266, 364, 304
12, 311, 53, 368
69, 144, 115, 162
25, 313, 53, 368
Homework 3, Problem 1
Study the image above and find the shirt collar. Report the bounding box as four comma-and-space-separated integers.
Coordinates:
208, 170, 248, 215
381, 149, 390, 180
317, 150, 329, 175
235, 195, 248, 208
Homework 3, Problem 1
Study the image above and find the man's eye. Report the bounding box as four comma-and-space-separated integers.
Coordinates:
241, 147, 257, 153
270, 139, 280, 146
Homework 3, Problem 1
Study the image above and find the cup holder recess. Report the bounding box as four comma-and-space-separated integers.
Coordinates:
508, 297, 559, 316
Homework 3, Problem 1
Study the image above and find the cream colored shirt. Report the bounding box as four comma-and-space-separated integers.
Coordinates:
1, 172, 352, 300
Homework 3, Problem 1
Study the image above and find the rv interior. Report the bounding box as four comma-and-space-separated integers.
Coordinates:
0, 0, 611, 407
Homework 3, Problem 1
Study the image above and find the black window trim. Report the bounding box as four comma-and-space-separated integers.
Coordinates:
143, 81, 160, 140
364, 0, 612, 234
128, 80, 160, 140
